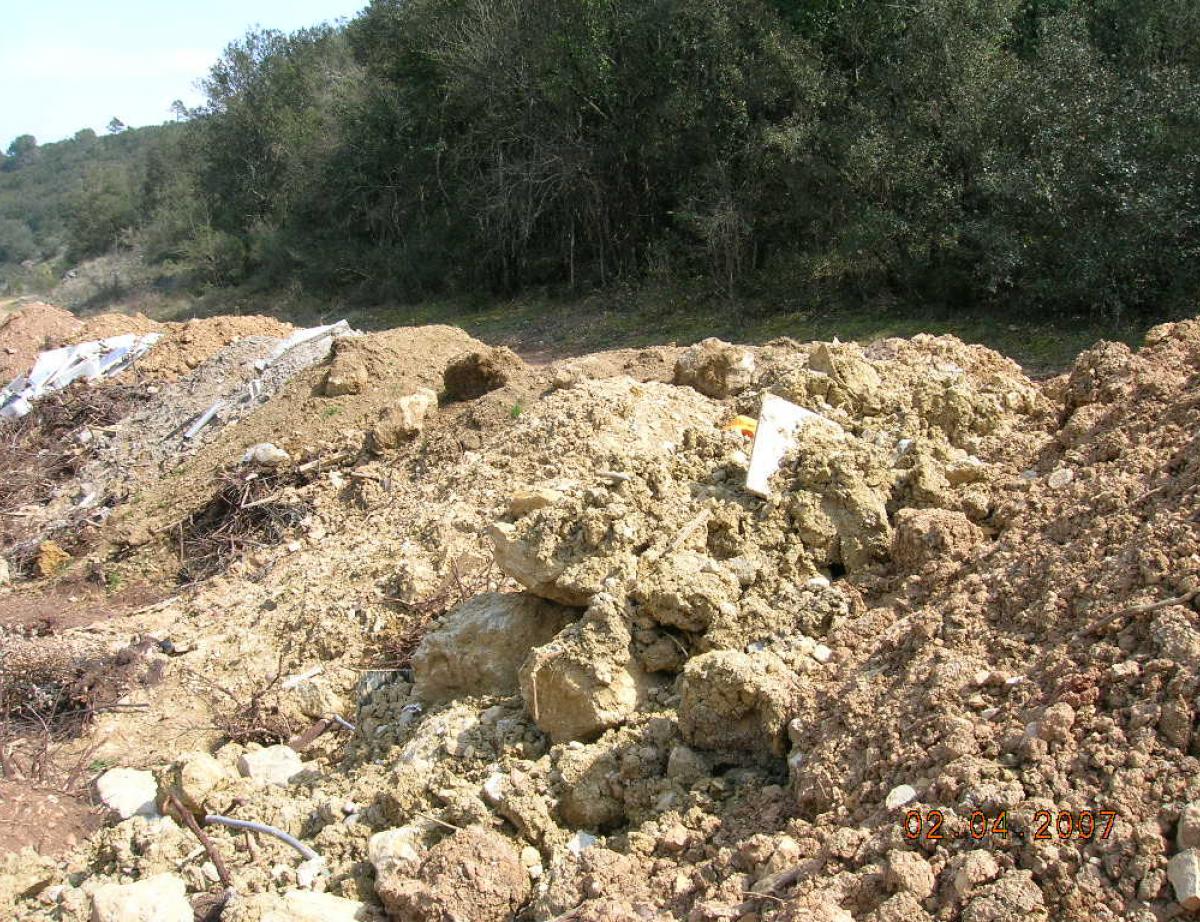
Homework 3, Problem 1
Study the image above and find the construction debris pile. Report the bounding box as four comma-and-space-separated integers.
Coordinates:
2, 313, 1200, 922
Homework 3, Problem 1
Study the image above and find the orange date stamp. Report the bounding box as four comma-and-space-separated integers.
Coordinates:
903, 809, 1118, 843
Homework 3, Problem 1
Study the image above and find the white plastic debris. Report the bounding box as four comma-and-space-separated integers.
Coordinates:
745, 394, 843, 498
184, 400, 225, 439
0, 332, 161, 419
255, 320, 353, 371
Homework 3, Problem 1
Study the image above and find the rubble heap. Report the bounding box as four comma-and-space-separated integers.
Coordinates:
2, 317, 1199, 922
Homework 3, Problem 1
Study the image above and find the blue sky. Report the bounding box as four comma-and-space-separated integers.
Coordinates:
1, 0, 366, 147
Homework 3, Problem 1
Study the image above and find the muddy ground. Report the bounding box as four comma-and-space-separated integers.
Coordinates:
2, 308, 1200, 922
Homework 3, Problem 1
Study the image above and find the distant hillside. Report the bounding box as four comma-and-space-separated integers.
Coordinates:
0, 124, 176, 293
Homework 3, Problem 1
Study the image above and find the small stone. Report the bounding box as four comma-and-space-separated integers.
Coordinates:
96, 768, 159, 820
1048, 468, 1075, 490
886, 849, 936, 899
237, 745, 303, 786
568, 831, 598, 856
519, 846, 541, 869
1170, 849, 1200, 911
296, 857, 327, 889
90, 873, 192, 922
369, 827, 423, 873
242, 443, 290, 466
443, 347, 524, 401
885, 784, 918, 810
292, 679, 343, 721
1038, 702, 1075, 743
227, 890, 368, 922
953, 850, 1000, 899
322, 351, 370, 397
666, 744, 710, 786
374, 826, 529, 922
672, 338, 756, 398
0, 556, 10, 586
372, 389, 437, 449
159, 751, 231, 814
35, 541, 70, 578
508, 488, 564, 519
661, 823, 690, 854
1179, 803, 1200, 850
413, 592, 576, 704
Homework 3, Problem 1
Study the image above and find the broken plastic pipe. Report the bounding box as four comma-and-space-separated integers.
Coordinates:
331, 714, 356, 733
184, 400, 225, 440
204, 815, 320, 862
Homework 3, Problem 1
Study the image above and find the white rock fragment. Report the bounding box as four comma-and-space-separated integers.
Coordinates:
1179, 802, 1200, 850
567, 831, 598, 856
1048, 468, 1075, 490
237, 745, 303, 787
1169, 849, 1200, 911
885, 784, 918, 810
242, 442, 290, 466
96, 768, 159, 820
229, 890, 369, 922
296, 857, 327, 890
90, 873, 192, 922
369, 826, 423, 872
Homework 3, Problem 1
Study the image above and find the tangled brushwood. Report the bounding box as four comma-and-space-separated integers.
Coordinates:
176, 468, 313, 583
0, 383, 149, 515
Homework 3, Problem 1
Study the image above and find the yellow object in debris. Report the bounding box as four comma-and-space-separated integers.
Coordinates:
723, 415, 758, 439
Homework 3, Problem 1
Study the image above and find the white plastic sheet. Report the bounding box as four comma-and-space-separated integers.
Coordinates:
0, 332, 162, 420
744, 394, 844, 498
255, 320, 352, 371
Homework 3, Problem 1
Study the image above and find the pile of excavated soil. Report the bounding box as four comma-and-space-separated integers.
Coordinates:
76, 312, 164, 341
0, 302, 83, 381
123, 315, 295, 381
6, 320, 1200, 921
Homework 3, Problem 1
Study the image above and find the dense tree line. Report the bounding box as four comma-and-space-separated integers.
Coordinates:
5, 0, 1199, 318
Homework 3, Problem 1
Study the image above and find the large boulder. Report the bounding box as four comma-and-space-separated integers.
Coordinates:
678, 650, 799, 756
519, 598, 645, 743
375, 826, 530, 922
90, 874, 192, 922
412, 592, 577, 703
673, 338, 755, 398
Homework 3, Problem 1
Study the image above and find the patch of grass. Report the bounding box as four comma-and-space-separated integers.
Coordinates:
355, 289, 1156, 374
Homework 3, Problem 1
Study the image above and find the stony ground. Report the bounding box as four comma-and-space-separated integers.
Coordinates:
1, 310, 1199, 921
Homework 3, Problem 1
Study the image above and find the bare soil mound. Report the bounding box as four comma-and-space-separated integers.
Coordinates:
0, 302, 83, 381
2, 318, 1200, 921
